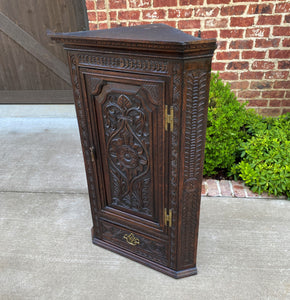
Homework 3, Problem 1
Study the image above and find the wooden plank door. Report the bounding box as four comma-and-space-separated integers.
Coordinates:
0, 0, 88, 104
80, 68, 171, 266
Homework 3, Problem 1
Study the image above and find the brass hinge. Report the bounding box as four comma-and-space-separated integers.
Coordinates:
164, 105, 174, 132
89, 146, 95, 162
164, 208, 172, 227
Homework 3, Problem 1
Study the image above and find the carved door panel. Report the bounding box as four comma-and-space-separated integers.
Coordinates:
80, 68, 169, 262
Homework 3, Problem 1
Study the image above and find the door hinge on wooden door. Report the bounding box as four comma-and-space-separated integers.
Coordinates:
164, 208, 172, 227
89, 146, 95, 162
164, 105, 174, 132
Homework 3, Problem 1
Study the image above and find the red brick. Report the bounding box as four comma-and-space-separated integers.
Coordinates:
220, 29, 244, 38
230, 81, 249, 89
218, 72, 239, 80
283, 99, 290, 106
248, 4, 273, 14
265, 71, 289, 80
252, 61, 275, 70
89, 23, 98, 30
178, 20, 201, 29
282, 108, 290, 114
97, 11, 107, 21
262, 91, 285, 98
207, 0, 230, 3
109, 11, 117, 21
246, 28, 270, 38
240, 72, 264, 80
201, 30, 218, 39
220, 5, 246, 16
269, 50, 290, 59
234, 0, 258, 2
238, 90, 261, 98
217, 41, 227, 50
201, 181, 208, 196
258, 108, 281, 117
286, 91, 290, 98
86, 0, 95, 10
227, 61, 249, 70
153, 20, 177, 27
278, 61, 290, 69
128, 21, 144, 26
118, 11, 140, 20
211, 62, 226, 71
110, 22, 126, 28
250, 81, 273, 89
216, 51, 239, 60
232, 181, 246, 198
168, 9, 193, 18
242, 51, 265, 59
231, 17, 254, 27
255, 38, 280, 48
143, 10, 166, 20
269, 100, 283, 107
220, 180, 233, 197
273, 81, 290, 89
283, 39, 290, 47
128, 0, 150, 8
285, 15, 290, 24
180, 0, 204, 4
206, 179, 220, 197
98, 23, 108, 29
194, 7, 219, 17
273, 27, 290, 36
153, 0, 177, 7
109, 0, 126, 9
87, 12, 96, 22
230, 40, 253, 49
245, 187, 260, 198
275, 3, 290, 13
96, 0, 105, 9
247, 100, 268, 107
257, 15, 282, 26
205, 18, 228, 29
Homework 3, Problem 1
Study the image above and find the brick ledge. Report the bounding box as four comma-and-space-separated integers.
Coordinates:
202, 179, 287, 200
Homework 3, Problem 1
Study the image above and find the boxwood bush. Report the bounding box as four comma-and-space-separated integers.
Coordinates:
204, 73, 290, 198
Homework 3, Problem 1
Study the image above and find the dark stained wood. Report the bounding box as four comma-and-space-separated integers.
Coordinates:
50, 24, 216, 278
0, 0, 88, 103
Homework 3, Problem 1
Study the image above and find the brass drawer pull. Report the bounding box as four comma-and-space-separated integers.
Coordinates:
123, 233, 140, 246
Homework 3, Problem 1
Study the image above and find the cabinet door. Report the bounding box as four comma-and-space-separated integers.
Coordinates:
80, 68, 170, 264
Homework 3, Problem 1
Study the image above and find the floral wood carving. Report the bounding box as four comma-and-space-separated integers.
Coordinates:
102, 92, 153, 216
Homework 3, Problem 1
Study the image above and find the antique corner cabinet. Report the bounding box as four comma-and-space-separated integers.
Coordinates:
50, 24, 216, 278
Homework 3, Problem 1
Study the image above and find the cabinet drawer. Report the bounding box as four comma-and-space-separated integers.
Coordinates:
100, 221, 168, 266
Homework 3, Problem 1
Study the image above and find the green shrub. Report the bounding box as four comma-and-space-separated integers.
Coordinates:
205, 73, 290, 198
204, 73, 253, 176
232, 115, 290, 198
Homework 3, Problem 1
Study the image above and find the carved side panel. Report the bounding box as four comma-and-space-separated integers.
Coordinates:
179, 70, 210, 268
101, 91, 153, 216
68, 54, 100, 233
169, 64, 182, 269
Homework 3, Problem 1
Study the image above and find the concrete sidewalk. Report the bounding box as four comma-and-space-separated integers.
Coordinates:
1, 106, 290, 299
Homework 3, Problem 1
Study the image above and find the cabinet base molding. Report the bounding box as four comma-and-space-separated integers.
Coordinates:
92, 228, 197, 279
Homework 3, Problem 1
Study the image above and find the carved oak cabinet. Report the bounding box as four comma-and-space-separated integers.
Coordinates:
50, 24, 216, 278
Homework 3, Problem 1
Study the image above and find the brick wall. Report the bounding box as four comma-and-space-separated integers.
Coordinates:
86, 0, 290, 116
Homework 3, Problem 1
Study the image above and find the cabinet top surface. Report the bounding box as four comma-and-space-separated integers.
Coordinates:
49, 24, 216, 54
